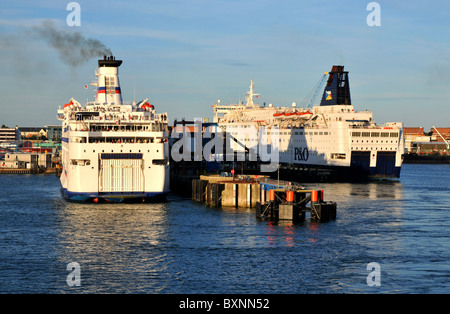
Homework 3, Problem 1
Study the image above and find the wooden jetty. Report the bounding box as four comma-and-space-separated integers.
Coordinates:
192, 174, 336, 223
0, 168, 37, 174
0, 167, 58, 175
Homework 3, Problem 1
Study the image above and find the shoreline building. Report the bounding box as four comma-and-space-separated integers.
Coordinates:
0, 126, 20, 142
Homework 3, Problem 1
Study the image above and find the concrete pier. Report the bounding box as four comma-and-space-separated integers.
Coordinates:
193, 174, 267, 208
192, 174, 336, 223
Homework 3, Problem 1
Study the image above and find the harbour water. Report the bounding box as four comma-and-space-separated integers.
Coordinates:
0, 163, 449, 294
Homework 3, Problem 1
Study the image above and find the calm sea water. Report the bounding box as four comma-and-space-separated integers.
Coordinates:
0, 164, 449, 294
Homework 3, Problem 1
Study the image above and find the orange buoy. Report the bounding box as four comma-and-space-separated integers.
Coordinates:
269, 189, 275, 201
286, 190, 294, 203
311, 190, 319, 203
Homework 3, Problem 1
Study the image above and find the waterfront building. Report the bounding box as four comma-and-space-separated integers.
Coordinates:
0, 126, 20, 142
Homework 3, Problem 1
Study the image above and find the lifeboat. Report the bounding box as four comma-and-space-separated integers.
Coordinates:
142, 102, 154, 111
296, 110, 313, 118
63, 100, 73, 110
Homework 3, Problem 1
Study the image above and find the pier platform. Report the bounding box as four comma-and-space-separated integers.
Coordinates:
0, 168, 37, 174
192, 174, 336, 223
0, 167, 58, 175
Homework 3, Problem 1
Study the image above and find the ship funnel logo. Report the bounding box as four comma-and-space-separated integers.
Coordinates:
326, 91, 332, 101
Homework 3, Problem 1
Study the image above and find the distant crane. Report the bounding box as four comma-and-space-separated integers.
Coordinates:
300, 72, 328, 108
431, 125, 449, 150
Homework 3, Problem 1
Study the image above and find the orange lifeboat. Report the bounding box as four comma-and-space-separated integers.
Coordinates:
63, 100, 73, 109
296, 110, 313, 118
142, 102, 154, 110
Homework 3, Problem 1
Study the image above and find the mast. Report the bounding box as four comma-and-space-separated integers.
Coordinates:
245, 80, 259, 106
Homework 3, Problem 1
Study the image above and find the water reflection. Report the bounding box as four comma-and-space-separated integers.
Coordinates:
308, 180, 404, 200
54, 200, 171, 293
262, 180, 405, 249
2, 165, 449, 293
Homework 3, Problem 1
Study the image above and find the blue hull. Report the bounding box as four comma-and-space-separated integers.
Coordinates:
276, 151, 401, 182
61, 188, 168, 203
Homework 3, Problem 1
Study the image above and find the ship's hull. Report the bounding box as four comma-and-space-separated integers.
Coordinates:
61, 188, 168, 203
59, 139, 171, 203
274, 162, 401, 182
214, 142, 403, 181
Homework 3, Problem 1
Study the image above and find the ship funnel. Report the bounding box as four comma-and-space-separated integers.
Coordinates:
95, 55, 123, 105
320, 65, 351, 106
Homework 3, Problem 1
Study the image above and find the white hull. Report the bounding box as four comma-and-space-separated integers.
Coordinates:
58, 56, 170, 202
212, 68, 405, 179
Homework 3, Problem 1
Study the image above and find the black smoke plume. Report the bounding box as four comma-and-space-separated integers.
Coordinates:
32, 20, 112, 66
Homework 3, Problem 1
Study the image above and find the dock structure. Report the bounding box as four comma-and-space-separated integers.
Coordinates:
0, 167, 58, 175
0, 168, 38, 174
192, 174, 336, 223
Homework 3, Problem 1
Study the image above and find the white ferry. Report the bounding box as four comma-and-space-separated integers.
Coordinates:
57, 56, 170, 202
212, 66, 405, 180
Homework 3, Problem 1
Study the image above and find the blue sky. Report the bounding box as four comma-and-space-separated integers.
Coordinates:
0, 0, 449, 129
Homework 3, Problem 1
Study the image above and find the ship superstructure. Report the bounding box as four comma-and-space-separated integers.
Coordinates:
57, 56, 170, 202
212, 66, 405, 180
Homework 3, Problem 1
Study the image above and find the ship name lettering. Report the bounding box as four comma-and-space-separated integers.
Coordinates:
294, 147, 309, 161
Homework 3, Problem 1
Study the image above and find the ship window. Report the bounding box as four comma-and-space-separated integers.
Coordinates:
371, 132, 379, 137
362, 132, 370, 137
390, 132, 398, 137
381, 133, 389, 137
352, 132, 361, 137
